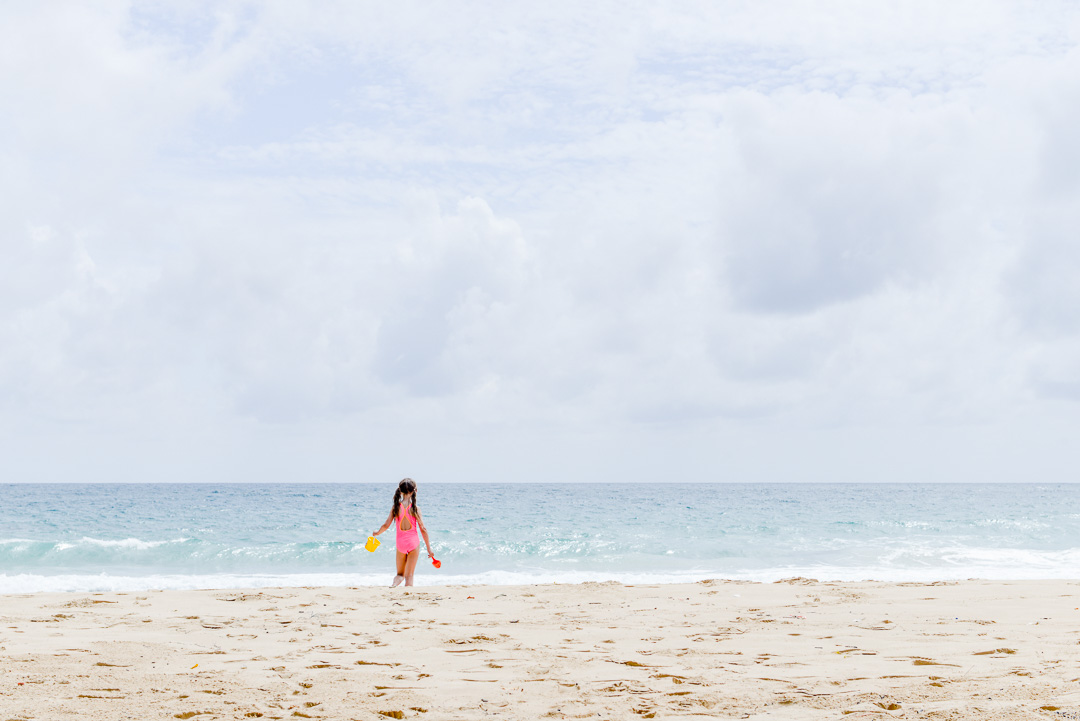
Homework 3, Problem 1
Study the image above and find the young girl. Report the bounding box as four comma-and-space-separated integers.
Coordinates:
373, 478, 434, 587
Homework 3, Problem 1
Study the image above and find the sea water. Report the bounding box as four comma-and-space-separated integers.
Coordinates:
1, 483, 1079, 593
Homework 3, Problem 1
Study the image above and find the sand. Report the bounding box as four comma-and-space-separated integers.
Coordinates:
2, 579, 1080, 719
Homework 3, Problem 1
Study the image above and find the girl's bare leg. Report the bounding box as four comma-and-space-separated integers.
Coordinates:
403, 550, 420, 586
392, 551, 406, 587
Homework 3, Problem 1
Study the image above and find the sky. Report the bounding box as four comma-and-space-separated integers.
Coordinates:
2, 1, 1080, 483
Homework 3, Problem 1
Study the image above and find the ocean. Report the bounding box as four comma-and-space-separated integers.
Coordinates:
1, 483, 1078, 593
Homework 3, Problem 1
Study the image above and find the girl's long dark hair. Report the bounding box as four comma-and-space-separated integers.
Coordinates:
391, 478, 419, 524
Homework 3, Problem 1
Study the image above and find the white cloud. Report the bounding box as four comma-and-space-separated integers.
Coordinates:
3, 1, 1080, 481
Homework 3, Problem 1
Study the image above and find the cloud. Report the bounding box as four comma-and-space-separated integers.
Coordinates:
368, 196, 531, 398
3, 1, 1080, 481
716, 89, 961, 312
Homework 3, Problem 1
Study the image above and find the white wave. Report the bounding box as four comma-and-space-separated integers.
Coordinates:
74, 537, 189, 550
936, 546, 1080, 568
1, 537, 191, 552
972, 518, 1050, 530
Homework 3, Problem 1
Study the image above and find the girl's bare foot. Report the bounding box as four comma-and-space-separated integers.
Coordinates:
391, 574, 404, 588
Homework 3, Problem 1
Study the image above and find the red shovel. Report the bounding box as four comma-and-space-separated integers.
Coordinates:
431, 557, 442, 569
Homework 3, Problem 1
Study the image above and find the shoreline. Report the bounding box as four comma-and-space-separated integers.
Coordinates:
3, 579, 1080, 719
8, 571, 1080, 596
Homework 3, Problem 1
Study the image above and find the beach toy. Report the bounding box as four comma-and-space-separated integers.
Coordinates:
365, 535, 381, 552
431, 557, 441, 568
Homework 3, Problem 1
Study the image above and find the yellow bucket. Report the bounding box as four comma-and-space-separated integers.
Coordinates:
365, 535, 381, 552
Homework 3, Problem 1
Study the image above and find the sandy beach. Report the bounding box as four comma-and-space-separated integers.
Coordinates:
2, 579, 1079, 720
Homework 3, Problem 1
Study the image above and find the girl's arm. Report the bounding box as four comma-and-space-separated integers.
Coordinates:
373, 510, 394, 536
416, 514, 434, 556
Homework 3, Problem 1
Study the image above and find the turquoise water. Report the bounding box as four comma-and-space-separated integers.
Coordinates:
2, 483, 1079, 592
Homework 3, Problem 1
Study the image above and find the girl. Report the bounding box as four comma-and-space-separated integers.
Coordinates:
373, 478, 434, 587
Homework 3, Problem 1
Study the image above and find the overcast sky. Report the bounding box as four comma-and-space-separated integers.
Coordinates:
2, 1, 1079, 483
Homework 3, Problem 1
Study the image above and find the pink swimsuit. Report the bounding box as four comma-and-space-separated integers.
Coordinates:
395, 501, 420, 554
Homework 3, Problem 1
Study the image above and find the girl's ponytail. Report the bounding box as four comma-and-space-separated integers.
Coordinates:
391, 488, 402, 522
